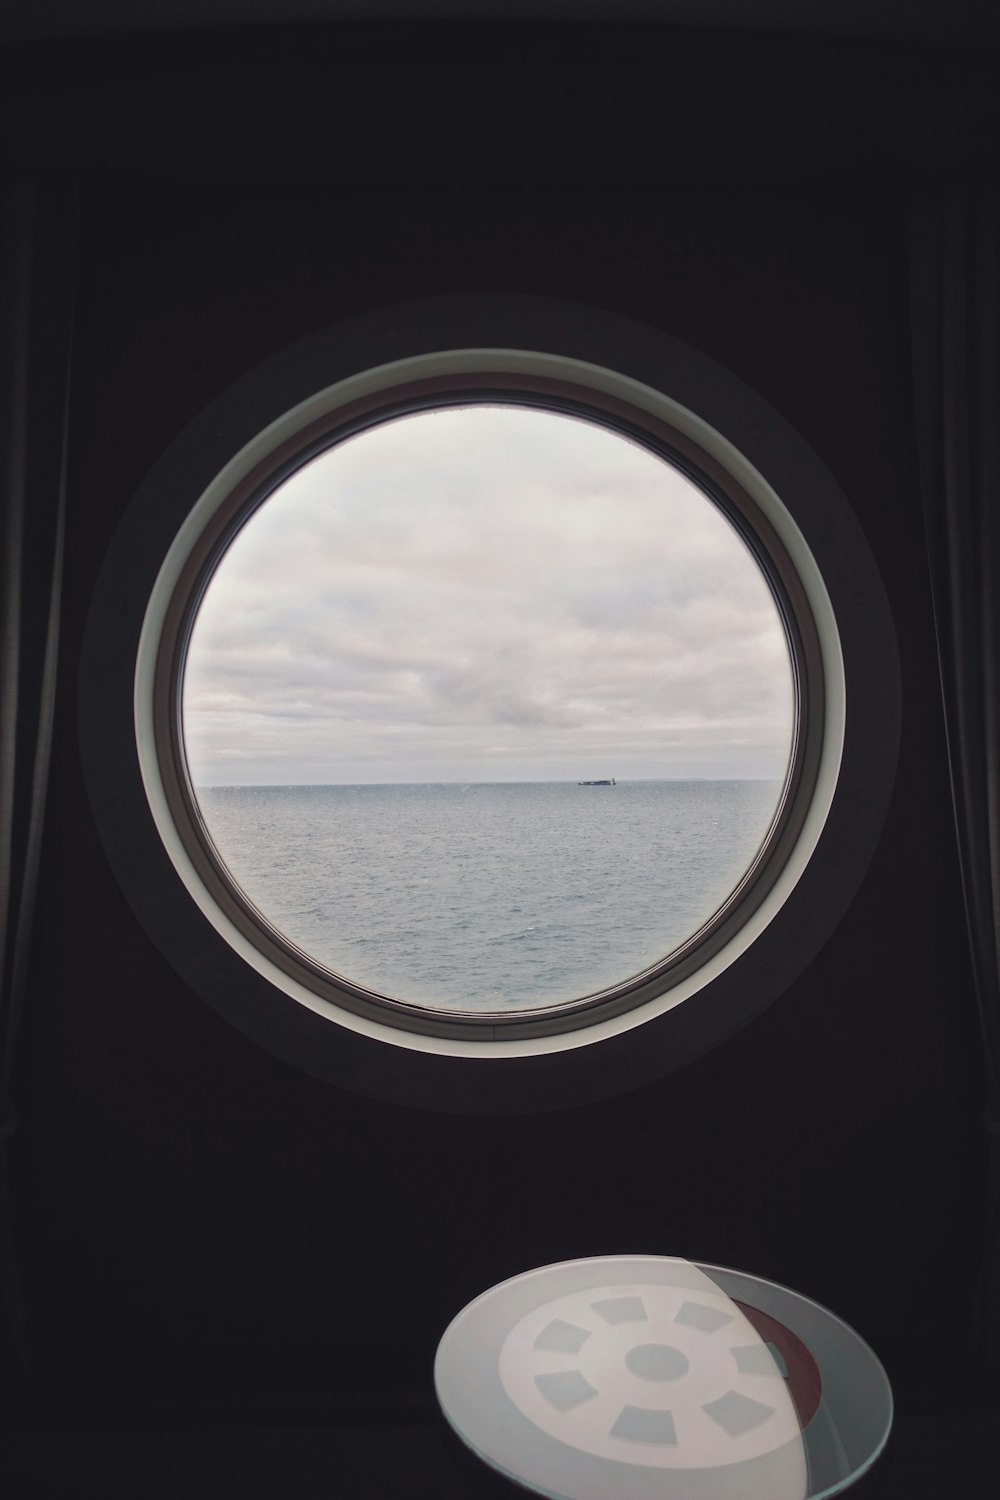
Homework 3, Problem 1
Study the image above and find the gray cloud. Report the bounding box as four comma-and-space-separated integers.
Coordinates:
182, 406, 794, 784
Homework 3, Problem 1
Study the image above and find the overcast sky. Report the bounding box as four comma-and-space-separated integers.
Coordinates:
182, 405, 794, 785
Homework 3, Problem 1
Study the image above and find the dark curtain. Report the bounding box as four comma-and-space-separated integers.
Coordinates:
912, 190, 1000, 1364
0, 178, 77, 1373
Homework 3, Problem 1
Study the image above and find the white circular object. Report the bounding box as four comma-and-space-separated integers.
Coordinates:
435, 1255, 892, 1500
498, 1277, 804, 1472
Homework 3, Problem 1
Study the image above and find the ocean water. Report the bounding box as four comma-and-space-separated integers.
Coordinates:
194, 780, 782, 1012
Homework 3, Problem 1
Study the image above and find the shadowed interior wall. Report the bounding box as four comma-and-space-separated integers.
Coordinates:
1, 19, 995, 1475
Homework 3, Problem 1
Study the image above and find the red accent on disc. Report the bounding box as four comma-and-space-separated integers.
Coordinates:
735, 1300, 823, 1427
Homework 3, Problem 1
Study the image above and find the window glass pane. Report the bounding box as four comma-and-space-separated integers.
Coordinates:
181, 406, 794, 1013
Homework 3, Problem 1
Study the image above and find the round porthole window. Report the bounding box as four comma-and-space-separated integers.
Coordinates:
81, 298, 899, 1110
177, 399, 806, 1033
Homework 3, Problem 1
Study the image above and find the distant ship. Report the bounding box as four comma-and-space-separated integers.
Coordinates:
578, 778, 616, 786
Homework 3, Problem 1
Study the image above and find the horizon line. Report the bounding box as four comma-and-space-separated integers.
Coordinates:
192, 775, 784, 788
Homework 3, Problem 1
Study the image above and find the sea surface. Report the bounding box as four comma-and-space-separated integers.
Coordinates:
194, 780, 782, 1012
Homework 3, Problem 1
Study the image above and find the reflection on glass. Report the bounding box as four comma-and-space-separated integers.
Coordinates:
435, 1255, 893, 1500
182, 406, 795, 1012
496, 1260, 808, 1497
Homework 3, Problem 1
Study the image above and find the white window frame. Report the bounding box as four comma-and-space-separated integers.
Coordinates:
80, 297, 900, 1112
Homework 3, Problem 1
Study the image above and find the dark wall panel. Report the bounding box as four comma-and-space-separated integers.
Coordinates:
5, 26, 993, 1449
